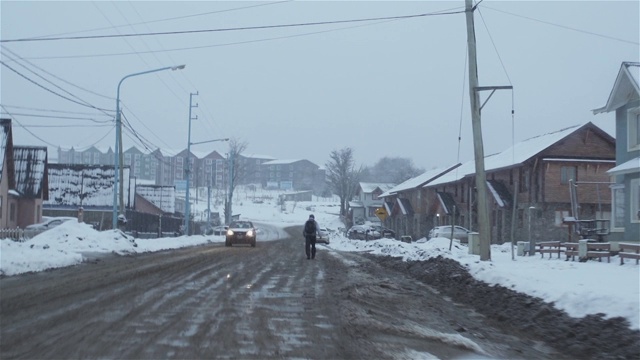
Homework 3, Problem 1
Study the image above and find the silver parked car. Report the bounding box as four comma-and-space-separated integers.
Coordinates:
428, 225, 471, 243
26, 217, 76, 231
317, 228, 331, 244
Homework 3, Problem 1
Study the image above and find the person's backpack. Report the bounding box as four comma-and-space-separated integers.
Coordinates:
304, 219, 316, 235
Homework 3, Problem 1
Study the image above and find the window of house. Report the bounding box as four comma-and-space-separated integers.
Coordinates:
368, 207, 376, 217
631, 178, 640, 223
561, 166, 577, 185
611, 185, 625, 231
0, 196, 3, 219
628, 107, 640, 151
519, 169, 529, 192
9, 203, 16, 222
94, 153, 100, 164
596, 210, 611, 221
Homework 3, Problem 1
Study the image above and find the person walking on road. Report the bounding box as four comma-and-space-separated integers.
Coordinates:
303, 214, 320, 260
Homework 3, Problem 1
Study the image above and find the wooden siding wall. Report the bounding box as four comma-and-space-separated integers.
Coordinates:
543, 162, 613, 204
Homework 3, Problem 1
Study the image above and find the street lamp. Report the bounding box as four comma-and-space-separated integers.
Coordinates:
113, 64, 185, 230
184, 137, 230, 236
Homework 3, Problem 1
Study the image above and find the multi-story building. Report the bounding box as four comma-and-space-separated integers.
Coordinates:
260, 159, 325, 193
56, 145, 323, 193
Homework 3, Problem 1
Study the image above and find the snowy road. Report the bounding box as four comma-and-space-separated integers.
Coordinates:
0, 226, 564, 359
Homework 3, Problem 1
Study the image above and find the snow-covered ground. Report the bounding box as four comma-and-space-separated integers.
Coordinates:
1, 191, 638, 330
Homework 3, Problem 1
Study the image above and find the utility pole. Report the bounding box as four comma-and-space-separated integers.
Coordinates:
226, 152, 234, 224
184, 91, 198, 236
465, 0, 491, 261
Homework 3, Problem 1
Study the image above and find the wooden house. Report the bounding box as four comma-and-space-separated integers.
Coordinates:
382, 122, 615, 243
0, 119, 49, 229
593, 61, 640, 243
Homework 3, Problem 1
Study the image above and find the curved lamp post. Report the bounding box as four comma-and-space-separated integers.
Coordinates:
113, 65, 185, 230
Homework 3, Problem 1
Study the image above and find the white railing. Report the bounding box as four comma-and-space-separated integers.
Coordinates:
0, 228, 43, 242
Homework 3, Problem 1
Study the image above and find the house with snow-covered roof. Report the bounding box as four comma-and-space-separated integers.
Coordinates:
593, 61, 640, 243
381, 122, 616, 243
349, 182, 396, 225
0, 119, 50, 229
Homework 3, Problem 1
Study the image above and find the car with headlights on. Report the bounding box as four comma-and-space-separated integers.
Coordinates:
225, 220, 256, 247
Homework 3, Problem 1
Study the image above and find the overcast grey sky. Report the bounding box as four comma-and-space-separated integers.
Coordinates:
1, 1, 638, 170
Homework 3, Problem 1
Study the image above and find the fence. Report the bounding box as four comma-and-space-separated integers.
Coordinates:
0, 228, 43, 242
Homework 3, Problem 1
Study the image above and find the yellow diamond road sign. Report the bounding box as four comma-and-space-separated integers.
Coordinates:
375, 207, 388, 221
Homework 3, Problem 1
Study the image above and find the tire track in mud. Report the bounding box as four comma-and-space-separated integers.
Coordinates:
0, 228, 346, 359
1, 226, 588, 360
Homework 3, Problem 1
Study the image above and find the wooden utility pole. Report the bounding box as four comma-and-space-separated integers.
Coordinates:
465, 0, 491, 260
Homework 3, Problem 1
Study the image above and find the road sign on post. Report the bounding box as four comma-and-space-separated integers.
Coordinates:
375, 207, 388, 222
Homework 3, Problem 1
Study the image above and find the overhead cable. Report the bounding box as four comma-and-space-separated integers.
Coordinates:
0, 8, 466, 43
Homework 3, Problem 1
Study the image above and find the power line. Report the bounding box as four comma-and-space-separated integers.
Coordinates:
0, 112, 112, 123
11, 123, 112, 128
481, 4, 639, 46
0, 104, 114, 115
477, 7, 512, 85
18, 16, 410, 61
23, 0, 293, 40
1, 50, 110, 111
0, 59, 113, 113
0, 8, 466, 43
1, 105, 62, 147
1, 45, 115, 101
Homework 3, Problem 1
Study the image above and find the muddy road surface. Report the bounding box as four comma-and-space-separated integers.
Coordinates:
1, 226, 638, 359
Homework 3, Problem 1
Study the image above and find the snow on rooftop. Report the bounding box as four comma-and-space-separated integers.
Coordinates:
359, 182, 395, 194
262, 159, 303, 165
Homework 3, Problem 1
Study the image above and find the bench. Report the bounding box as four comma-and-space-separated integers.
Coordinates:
586, 242, 611, 263
619, 243, 640, 265
537, 241, 562, 259
562, 242, 579, 261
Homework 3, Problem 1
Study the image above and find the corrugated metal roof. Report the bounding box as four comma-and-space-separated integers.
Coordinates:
136, 184, 175, 213
13, 146, 47, 197
45, 164, 130, 207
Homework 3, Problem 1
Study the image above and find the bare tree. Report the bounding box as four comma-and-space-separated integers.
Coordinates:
361, 156, 424, 184
325, 147, 362, 218
225, 138, 248, 224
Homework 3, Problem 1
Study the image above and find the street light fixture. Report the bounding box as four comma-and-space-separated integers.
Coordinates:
113, 64, 185, 230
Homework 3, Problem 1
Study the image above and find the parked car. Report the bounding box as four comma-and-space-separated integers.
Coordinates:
317, 227, 331, 244
225, 221, 256, 247
370, 225, 395, 239
428, 225, 471, 243
26, 217, 76, 231
210, 225, 228, 236
347, 225, 380, 240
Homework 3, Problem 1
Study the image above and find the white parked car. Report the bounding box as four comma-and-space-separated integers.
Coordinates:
317, 228, 331, 244
26, 217, 76, 231
428, 225, 471, 243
